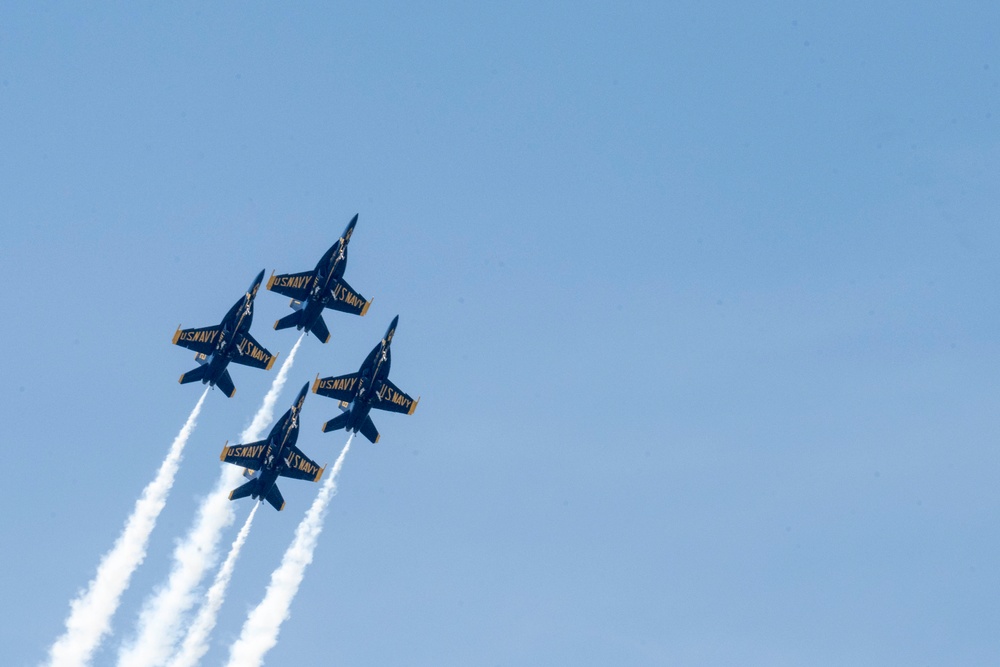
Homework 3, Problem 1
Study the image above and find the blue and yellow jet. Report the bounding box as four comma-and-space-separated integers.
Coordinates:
221, 383, 324, 511
266, 214, 371, 344
312, 315, 419, 443
171, 269, 277, 398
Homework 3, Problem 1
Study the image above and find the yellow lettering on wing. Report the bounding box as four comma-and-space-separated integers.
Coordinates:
379, 385, 413, 411
320, 376, 358, 393
181, 329, 219, 345
229, 444, 265, 460
239, 340, 269, 363
333, 285, 364, 310
283, 452, 319, 476
301, 458, 317, 474
277, 275, 312, 290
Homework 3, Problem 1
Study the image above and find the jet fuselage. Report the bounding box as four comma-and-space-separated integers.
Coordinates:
292, 231, 351, 332
246, 385, 306, 500
339, 326, 394, 433
199, 272, 262, 385
268, 214, 366, 343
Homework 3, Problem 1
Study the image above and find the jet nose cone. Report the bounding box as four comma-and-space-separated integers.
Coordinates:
385, 315, 399, 343
297, 382, 310, 401
250, 269, 266, 293
343, 214, 359, 241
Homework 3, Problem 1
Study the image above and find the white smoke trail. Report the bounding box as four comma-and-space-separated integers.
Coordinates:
224, 435, 353, 667
238, 334, 305, 444
166, 502, 260, 667
44, 388, 210, 667
117, 334, 304, 667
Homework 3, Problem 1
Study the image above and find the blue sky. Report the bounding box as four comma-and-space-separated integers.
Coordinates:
3, 3, 1000, 665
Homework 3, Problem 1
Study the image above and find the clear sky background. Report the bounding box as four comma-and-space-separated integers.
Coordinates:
2, 3, 1000, 666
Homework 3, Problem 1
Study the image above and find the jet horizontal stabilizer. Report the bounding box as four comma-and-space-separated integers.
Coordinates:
307, 314, 331, 344
215, 369, 236, 398
229, 479, 256, 501
322, 411, 352, 433
359, 415, 380, 444
179, 365, 210, 385
265, 484, 285, 512
275, 311, 304, 331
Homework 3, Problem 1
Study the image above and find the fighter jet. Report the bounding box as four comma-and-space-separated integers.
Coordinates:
312, 315, 419, 443
220, 383, 325, 511
171, 269, 277, 398
266, 214, 371, 344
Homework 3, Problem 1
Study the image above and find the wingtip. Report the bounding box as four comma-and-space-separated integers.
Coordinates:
311, 374, 321, 394
266, 271, 276, 291
408, 396, 420, 415
361, 299, 372, 316
172, 326, 182, 345
266, 352, 278, 371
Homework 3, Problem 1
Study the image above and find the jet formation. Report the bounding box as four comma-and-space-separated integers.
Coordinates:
171, 214, 419, 510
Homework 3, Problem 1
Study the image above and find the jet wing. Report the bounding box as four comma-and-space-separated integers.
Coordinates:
312, 372, 361, 403
220, 440, 268, 471
267, 271, 315, 301
279, 445, 325, 482
231, 332, 277, 370
374, 378, 419, 415
172, 325, 223, 355
327, 278, 371, 316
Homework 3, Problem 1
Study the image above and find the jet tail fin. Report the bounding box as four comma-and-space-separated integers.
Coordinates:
274, 311, 303, 331
229, 479, 256, 501
215, 369, 236, 398
265, 484, 285, 511
359, 415, 380, 444
322, 411, 352, 433
307, 315, 331, 344
179, 365, 210, 385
